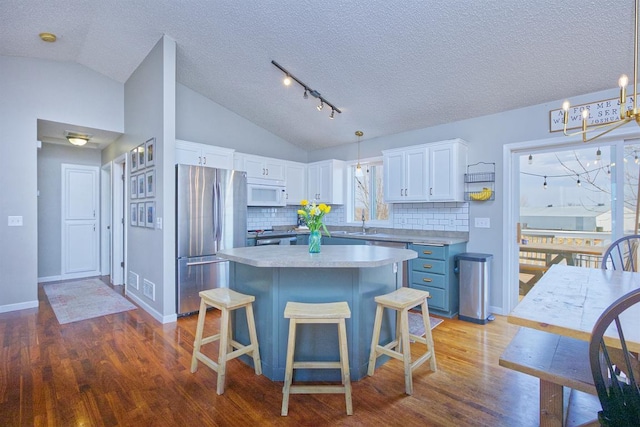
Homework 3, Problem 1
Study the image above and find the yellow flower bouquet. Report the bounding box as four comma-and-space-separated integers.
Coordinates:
298, 200, 331, 253
297, 200, 331, 236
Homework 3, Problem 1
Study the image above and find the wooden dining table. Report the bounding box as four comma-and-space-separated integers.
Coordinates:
509, 264, 640, 352
504, 264, 640, 426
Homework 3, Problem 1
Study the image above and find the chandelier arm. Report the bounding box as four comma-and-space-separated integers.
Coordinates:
574, 118, 634, 143
563, 117, 630, 138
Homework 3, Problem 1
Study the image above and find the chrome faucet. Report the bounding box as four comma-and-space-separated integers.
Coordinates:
361, 213, 366, 234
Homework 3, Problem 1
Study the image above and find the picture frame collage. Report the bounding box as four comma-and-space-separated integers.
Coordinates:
130, 137, 156, 228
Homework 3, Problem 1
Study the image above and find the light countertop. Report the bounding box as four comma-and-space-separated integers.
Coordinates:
218, 245, 417, 268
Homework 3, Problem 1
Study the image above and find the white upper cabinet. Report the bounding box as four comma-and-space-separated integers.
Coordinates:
383, 139, 467, 203
234, 153, 286, 181
284, 161, 307, 205
176, 140, 235, 169
307, 159, 345, 204
383, 146, 428, 202
429, 141, 467, 201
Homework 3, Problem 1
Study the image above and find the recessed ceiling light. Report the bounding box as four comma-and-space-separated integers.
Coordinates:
39, 32, 57, 43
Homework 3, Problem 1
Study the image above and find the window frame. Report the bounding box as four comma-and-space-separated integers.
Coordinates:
345, 156, 392, 226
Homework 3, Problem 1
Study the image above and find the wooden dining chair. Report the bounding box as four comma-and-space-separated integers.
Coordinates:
600, 235, 640, 272
588, 287, 640, 426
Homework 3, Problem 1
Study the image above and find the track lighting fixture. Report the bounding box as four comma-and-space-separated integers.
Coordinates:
528, 154, 533, 165
271, 60, 341, 119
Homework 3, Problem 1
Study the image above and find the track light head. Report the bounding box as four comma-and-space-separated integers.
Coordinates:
317, 101, 324, 111
283, 75, 292, 86
303, 89, 308, 99
330, 109, 335, 119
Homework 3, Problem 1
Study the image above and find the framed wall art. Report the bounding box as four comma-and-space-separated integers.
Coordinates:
145, 137, 155, 167
138, 203, 145, 227
137, 174, 146, 198
130, 147, 138, 172
145, 169, 155, 198
137, 144, 146, 170
145, 201, 155, 228
130, 203, 138, 226
130, 176, 138, 199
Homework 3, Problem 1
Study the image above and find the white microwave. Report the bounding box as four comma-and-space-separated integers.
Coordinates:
247, 177, 286, 207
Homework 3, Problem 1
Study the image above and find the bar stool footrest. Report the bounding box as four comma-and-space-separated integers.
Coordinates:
290, 385, 347, 394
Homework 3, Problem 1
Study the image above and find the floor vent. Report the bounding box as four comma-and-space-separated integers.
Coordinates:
143, 279, 155, 301
128, 271, 139, 290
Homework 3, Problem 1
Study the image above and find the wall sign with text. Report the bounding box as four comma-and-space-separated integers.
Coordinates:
549, 95, 634, 132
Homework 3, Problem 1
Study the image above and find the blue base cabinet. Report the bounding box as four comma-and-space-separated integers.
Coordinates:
408, 242, 466, 318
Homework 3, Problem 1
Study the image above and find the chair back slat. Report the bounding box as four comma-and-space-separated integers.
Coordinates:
601, 235, 640, 272
589, 288, 640, 426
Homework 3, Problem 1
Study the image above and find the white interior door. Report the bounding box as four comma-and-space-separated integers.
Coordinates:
111, 154, 127, 286
61, 164, 100, 279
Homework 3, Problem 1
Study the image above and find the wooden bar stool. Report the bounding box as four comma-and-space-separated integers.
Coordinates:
281, 301, 352, 416
190, 288, 262, 395
367, 287, 437, 395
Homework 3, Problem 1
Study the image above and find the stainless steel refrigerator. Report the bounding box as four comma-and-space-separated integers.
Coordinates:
176, 164, 247, 316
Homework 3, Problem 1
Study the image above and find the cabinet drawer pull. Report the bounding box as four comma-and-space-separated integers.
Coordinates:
423, 264, 432, 269
422, 278, 432, 282
422, 250, 432, 255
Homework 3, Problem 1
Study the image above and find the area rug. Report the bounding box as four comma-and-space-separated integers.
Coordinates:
408, 311, 443, 337
44, 278, 136, 324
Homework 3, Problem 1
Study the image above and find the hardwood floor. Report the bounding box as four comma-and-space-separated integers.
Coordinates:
0, 280, 599, 426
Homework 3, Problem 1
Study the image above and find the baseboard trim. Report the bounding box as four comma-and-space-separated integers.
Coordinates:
0, 300, 39, 314
126, 291, 177, 324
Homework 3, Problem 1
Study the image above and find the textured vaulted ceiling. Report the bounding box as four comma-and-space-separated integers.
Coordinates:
0, 0, 633, 150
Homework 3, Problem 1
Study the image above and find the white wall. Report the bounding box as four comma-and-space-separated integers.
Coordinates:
37, 143, 102, 279
102, 36, 177, 323
176, 84, 308, 162
0, 55, 123, 313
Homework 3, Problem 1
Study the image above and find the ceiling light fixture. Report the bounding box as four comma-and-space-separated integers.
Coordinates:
271, 60, 341, 119
65, 131, 91, 147
355, 130, 364, 177
39, 32, 57, 42
562, 0, 640, 142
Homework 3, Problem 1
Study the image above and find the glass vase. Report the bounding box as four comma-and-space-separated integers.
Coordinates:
308, 230, 322, 253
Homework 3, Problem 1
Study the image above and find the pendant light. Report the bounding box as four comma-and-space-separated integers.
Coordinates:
355, 131, 364, 177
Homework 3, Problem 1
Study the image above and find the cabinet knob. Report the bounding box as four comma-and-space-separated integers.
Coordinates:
422, 278, 432, 282
203, 156, 207, 165
423, 264, 432, 269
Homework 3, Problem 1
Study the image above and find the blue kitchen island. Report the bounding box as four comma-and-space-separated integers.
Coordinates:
218, 245, 417, 382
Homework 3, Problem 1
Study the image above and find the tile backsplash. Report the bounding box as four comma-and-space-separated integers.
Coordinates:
247, 202, 469, 232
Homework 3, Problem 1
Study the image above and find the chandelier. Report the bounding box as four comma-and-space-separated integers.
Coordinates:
562, 0, 640, 142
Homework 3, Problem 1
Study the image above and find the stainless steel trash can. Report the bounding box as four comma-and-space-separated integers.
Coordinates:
455, 253, 493, 324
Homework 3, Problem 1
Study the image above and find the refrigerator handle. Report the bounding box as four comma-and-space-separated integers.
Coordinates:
186, 259, 224, 267
214, 175, 222, 252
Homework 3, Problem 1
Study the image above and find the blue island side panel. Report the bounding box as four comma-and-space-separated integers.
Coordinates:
229, 261, 398, 382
